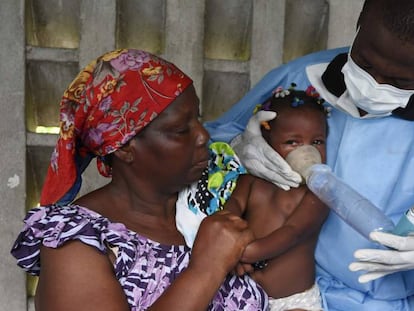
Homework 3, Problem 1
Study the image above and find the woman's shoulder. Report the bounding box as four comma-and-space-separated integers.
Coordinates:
19, 204, 110, 237
10, 204, 138, 273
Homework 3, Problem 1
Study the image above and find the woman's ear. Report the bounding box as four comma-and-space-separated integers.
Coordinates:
114, 141, 135, 164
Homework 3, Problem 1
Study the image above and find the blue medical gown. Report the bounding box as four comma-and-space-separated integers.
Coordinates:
204, 47, 414, 310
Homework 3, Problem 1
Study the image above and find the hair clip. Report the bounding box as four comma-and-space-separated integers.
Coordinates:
305, 85, 319, 98
272, 86, 290, 98
325, 106, 332, 117
253, 104, 261, 115
261, 100, 272, 111
291, 97, 304, 107
253, 101, 271, 114
305, 85, 326, 106
288, 82, 297, 92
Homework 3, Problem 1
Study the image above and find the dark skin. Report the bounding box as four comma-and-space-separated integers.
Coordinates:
352, 1, 414, 116
35, 85, 255, 311
226, 106, 329, 307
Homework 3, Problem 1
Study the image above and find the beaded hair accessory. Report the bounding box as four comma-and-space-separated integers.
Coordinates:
273, 83, 326, 107
254, 83, 331, 130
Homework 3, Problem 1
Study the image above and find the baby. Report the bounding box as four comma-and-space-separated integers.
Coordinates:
225, 85, 330, 311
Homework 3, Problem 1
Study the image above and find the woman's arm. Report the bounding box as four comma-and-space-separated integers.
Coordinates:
149, 210, 254, 311
36, 211, 253, 311
241, 190, 329, 263
36, 241, 129, 311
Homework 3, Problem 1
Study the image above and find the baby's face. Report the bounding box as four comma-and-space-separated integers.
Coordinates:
267, 108, 327, 163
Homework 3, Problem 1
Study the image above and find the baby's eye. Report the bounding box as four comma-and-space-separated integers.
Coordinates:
312, 140, 325, 146
285, 140, 299, 146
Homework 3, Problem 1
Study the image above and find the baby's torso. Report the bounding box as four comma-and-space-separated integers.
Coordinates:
246, 178, 318, 298
245, 178, 306, 237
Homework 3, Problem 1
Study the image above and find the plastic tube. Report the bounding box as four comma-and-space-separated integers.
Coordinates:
306, 164, 395, 240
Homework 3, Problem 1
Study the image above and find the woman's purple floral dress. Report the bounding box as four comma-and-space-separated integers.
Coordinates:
11, 205, 268, 310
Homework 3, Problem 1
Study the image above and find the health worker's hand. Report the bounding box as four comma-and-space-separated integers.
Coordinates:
349, 231, 414, 283
231, 110, 301, 190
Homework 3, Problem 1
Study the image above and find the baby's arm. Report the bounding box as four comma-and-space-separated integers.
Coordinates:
241, 190, 329, 264
224, 174, 254, 216
223, 174, 257, 275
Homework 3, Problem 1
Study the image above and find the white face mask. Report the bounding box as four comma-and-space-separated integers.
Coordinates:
341, 54, 414, 116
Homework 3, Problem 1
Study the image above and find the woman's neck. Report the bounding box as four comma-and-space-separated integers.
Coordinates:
76, 180, 185, 245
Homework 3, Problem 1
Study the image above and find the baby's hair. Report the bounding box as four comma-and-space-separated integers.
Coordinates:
359, 0, 414, 43
255, 84, 329, 130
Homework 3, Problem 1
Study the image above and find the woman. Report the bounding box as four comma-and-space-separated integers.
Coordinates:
11, 49, 268, 310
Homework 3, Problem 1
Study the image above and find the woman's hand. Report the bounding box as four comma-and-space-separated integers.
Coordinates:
150, 211, 255, 310
233, 262, 255, 276
190, 210, 255, 276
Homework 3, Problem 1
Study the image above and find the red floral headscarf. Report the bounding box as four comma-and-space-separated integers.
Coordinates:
40, 49, 193, 206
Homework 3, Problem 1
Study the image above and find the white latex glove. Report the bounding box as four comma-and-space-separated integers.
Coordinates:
349, 231, 414, 283
230, 110, 301, 191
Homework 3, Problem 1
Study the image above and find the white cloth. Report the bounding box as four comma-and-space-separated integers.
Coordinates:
268, 284, 322, 311
175, 142, 246, 248
176, 185, 206, 248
